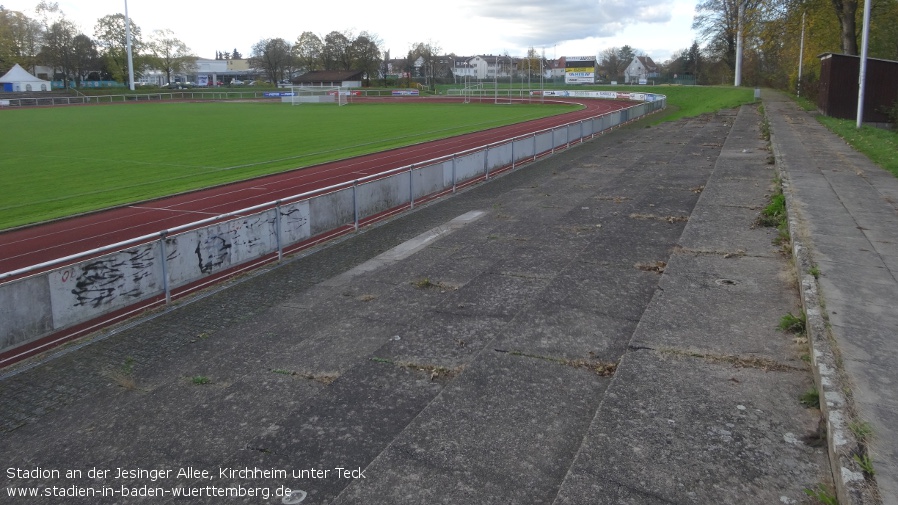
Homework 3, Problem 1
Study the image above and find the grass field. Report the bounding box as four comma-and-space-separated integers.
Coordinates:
436, 84, 756, 123
0, 101, 574, 230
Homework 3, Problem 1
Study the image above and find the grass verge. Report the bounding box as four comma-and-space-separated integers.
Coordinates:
815, 115, 898, 177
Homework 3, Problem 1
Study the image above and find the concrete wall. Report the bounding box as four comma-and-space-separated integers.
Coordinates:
0, 97, 664, 360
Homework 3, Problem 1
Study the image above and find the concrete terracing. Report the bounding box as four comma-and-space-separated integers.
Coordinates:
0, 101, 844, 504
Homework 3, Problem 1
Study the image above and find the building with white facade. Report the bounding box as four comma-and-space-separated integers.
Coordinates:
623, 56, 660, 84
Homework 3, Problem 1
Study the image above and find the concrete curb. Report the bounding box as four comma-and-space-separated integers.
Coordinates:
767, 106, 882, 505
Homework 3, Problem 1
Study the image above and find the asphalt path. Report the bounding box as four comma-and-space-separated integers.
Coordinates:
0, 97, 627, 276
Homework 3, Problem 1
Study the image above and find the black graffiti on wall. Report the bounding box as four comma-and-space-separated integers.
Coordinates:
193, 216, 270, 274
71, 247, 155, 308
195, 235, 232, 274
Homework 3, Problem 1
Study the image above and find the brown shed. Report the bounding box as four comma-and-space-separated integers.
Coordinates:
818, 53, 898, 124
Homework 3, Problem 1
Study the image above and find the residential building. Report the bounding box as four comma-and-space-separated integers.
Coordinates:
624, 56, 660, 84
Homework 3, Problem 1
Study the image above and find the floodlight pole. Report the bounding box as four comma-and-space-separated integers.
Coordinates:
125, 0, 135, 91
734, 1, 743, 86
494, 56, 498, 104
856, 0, 872, 129
797, 12, 806, 97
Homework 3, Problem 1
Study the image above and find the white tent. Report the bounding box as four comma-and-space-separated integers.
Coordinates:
0, 64, 52, 92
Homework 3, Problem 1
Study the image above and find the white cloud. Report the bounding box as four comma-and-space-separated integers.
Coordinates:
1, 0, 695, 62
458, 0, 675, 47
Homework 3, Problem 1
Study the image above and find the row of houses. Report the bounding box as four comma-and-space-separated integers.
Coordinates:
384, 55, 660, 84
2, 53, 661, 91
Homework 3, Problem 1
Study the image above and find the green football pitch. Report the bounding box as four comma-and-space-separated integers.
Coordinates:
0, 100, 576, 230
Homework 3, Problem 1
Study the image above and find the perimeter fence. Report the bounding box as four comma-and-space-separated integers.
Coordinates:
0, 91, 665, 366
0, 88, 426, 107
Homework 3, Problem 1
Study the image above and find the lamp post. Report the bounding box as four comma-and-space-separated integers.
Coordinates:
857, 0, 872, 128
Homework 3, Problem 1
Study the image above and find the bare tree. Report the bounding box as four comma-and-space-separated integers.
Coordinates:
693, 0, 763, 72
409, 40, 441, 89
148, 29, 197, 84
599, 47, 624, 81
249, 37, 293, 83
524, 47, 543, 80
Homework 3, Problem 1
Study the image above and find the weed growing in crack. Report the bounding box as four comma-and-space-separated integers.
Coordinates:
629, 213, 689, 223
411, 278, 457, 291
757, 192, 786, 228
854, 453, 876, 477
635, 261, 667, 274
499, 350, 617, 377
108, 356, 137, 390
369, 357, 463, 381
191, 375, 211, 385
270, 368, 338, 384
412, 278, 436, 289
848, 420, 874, 442
595, 195, 631, 203
779, 311, 807, 334
660, 348, 805, 372
804, 484, 839, 505
759, 108, 771, 141
800, 388, 820, 408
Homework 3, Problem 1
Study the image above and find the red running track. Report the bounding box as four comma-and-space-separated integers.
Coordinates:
0, 97, 629, 277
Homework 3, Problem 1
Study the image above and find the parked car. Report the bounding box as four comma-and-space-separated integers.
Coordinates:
230, 79, 244, 85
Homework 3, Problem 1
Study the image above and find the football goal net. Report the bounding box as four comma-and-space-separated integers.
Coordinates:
286, 86, 350, 106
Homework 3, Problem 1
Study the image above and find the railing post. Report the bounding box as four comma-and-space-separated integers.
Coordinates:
275, 201, 283, 261
353, 180, 359, 231
158, 231, 171, 304
452, 155, 457, 193
409, 165, 415, 209
484, 146, 490, 180
511, 140, 515, 170
533, 133, 537, 162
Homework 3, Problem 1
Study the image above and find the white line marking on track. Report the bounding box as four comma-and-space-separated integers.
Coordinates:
127, 205, 223, 216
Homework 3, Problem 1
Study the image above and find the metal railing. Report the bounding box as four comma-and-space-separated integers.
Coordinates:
0, 93, 665, 364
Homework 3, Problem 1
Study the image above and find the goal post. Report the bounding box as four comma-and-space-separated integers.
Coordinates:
286, 86, 350, 106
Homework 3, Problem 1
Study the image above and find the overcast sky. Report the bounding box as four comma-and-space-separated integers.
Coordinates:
3, 0, 698, 63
